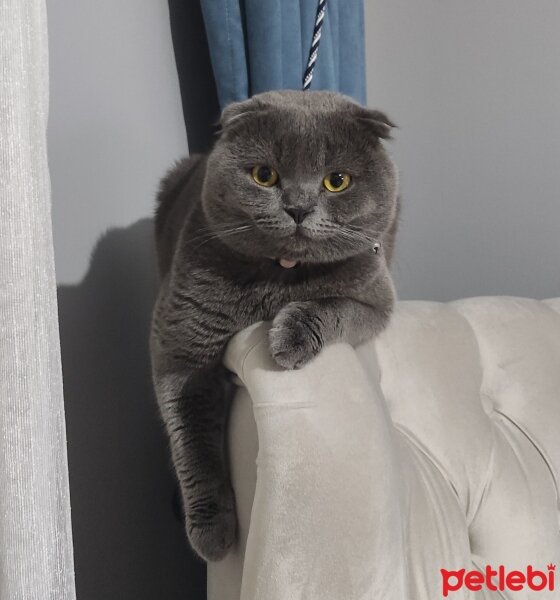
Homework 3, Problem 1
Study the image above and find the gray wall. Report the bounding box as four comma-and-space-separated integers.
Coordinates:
365, 0, 560, 301
47, 1, 205, 599
47, 1, 560, 599
49, 0, 187, 284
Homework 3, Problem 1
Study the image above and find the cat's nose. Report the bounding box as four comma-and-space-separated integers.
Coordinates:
284, 206, 314, 224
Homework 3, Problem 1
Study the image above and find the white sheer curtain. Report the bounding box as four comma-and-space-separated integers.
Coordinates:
0, 1, 76, 598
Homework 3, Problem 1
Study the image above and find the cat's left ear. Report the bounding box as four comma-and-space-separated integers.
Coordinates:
355, 108, 396, 140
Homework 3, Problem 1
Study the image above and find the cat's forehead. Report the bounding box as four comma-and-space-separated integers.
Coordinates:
260, 114, 364, 171
221, 90, 362, 132
254, 89, 357, 111
219, 91, 393, 170
255, 93, 359, 129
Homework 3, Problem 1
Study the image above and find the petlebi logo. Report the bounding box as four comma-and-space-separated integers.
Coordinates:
441, 564, 556, 597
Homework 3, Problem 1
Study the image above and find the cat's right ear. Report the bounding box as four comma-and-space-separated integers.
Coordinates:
218, 98, 257, 132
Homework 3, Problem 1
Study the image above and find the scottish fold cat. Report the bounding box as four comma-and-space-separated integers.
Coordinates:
150, 90, 399, 561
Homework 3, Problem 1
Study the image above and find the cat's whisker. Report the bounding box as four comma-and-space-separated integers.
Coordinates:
186, 223, 253, 246
339, 226, 378, 245
344, 224, 379, 240
299, 222, 375, 250
335, 229, 378, 251
190, 225, 253, 252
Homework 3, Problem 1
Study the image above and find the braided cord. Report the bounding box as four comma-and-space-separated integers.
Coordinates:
303, 0, 327, 90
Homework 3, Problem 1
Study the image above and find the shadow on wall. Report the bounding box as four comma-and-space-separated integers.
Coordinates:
58, 219, 205, 600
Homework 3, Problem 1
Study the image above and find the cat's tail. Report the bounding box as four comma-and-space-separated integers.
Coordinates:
154, 154, 204, 277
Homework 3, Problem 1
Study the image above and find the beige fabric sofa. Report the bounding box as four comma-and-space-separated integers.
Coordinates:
208, 297, 560, 600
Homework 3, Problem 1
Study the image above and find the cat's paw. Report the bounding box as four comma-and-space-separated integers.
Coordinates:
186, 486, 237, 562
269, 302, 324, 370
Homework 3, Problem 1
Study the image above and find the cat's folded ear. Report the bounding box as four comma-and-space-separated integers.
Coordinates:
355, 108, 396, 140
218, 98, 258, 132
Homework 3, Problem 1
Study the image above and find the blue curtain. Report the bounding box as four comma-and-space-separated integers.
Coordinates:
199, 0, 366, 109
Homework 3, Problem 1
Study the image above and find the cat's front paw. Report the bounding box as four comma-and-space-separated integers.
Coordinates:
269, 302, 324, 369
186, 486, 237, 562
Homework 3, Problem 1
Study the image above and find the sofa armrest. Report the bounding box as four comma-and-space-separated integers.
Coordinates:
207, 322, 408, 600
209, 299, 560, 600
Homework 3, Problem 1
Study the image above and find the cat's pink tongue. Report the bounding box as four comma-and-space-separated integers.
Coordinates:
278, 258, 298, 269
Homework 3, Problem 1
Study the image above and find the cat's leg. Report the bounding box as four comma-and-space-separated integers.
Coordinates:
152, 358, 236, 562
269, 288, 394, 370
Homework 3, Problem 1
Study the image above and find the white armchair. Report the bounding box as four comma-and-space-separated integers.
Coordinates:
208, 297, 560, 600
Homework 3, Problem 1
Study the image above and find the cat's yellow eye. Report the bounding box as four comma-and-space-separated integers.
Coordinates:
323, 172, 351, 193
251, 165, 279, 187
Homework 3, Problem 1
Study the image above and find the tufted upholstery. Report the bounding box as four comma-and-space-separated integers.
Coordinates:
208, 298, 560, 600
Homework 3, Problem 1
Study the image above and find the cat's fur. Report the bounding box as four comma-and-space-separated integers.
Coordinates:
150, 91, 400, 561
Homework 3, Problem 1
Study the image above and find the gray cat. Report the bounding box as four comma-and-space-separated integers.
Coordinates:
150, 90, 399, 562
